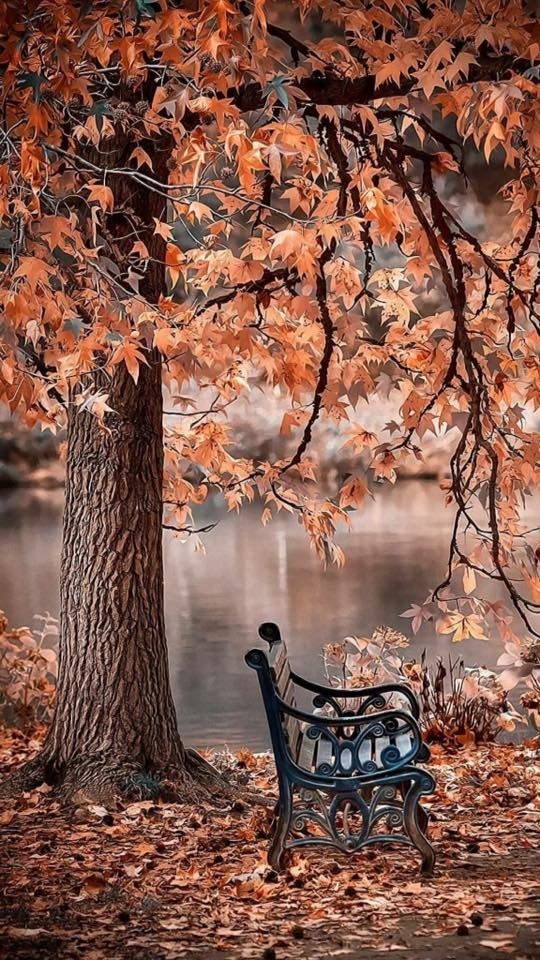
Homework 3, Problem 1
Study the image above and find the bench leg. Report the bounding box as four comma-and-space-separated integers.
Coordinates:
417, 801, 429, 835
268, 780, 293, 871
403, 780, 436, 877
399, 781, 429, 834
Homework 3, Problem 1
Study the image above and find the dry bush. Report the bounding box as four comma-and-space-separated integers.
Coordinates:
497, 636, 540, 732
404, 654, 521, 744
323, 626, 523, 746
0, 610, 58, 726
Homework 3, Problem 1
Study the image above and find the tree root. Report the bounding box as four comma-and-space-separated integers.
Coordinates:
0, 745, 272, 809
0, 754, 52, 797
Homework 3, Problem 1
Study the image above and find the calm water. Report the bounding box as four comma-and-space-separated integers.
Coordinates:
0, 482, 529, 748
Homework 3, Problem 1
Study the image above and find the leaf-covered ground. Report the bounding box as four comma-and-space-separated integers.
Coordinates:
0, 728, 539, 960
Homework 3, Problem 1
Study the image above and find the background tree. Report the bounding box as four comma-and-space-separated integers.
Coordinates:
0, 0, 539, 798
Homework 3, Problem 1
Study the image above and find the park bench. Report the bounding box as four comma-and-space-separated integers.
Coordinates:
246, 622, 436, 875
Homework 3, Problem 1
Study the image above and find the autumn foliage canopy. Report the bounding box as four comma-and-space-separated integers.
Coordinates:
0, 1, 539, 680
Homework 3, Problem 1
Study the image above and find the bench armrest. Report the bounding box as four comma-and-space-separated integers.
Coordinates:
290, 672, 420, 719
276, 696, 420, 737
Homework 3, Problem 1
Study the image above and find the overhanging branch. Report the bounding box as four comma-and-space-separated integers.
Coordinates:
230, 52, 536, 113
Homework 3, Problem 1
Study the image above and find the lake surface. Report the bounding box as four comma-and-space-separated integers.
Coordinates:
0, 481, 529, 748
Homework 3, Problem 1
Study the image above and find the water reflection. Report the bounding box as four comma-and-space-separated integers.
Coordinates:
0, 482, 530, 748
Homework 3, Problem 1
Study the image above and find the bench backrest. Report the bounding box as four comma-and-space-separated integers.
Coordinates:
256, 622, 302, 760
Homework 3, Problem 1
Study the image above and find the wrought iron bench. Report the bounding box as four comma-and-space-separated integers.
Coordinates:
246, 622, 436, 875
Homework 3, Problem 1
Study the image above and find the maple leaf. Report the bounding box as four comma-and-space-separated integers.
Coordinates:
463, 565, 477, 595
375, 58, 410, 89
165, 244, 185, 286
261, 507, 272, 526
153, 219, 174, 240
339, 475, 368, 509
85, 183, 114, 212
129, 146, 153, 170
280, 409, 309, 436
131, 239, 149, 260
13, 257, 53, 292
401, 603, 432, 634
153, 327, 178, 354
266, 144, 282, 183
270, 229, 302, 261
371, 451, 397, 483
76, 391, 114, 432
437, 614, 489, 643
187, 201, 213, 222
110, 340, 148, 384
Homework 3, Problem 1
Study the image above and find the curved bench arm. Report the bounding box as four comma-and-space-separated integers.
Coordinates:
275, 695, 421, 737
290, 672, 420, 719
252, 624, 419, 720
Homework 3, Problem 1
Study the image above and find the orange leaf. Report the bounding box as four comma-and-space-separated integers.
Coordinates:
85, 184, 114, 212
129, 146, 153, 171
110, 340, 148, 384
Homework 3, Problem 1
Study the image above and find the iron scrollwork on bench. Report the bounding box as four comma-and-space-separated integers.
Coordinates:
246, 622, 436, 875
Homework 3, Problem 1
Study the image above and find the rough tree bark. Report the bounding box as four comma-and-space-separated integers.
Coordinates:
18, 358, 229, 799
6, 124, 232, 802
42, 357, 187, 797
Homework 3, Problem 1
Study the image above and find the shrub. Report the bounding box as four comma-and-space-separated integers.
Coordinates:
0, 610, 58, 725
497, 636, 540, 733
405, 654, 522, 744
323, 626, 523, 746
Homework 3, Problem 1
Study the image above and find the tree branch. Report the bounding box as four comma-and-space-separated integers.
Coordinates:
282, 250, 334, 473
230, 52, 536, 113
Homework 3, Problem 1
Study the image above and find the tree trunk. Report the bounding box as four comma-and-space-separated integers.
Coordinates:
6, 128, 232, 802
19, 355, 228, 801
42, 357, 188, 797
39, 121, 185, 798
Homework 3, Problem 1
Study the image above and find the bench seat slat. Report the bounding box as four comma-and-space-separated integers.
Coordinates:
279, 671, 294, 704
286, 718, 302, 760
396, 732, 411, 758
297, 731, 316, 770
373, 732, 412, 769
269, 645, 287, 678
315, 735, 334, 772
358, 737, 372, 770
374, 735, 388, 768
